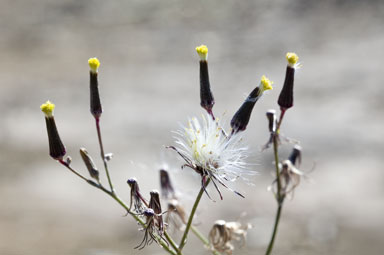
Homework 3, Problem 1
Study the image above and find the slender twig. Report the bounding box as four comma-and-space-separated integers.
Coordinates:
164, 231, 180, 254
59, 162, 178, 255
265, 110, 286, 255
178, 178, 211, 253
95, 117, 114, 193
190, 226, 221, 255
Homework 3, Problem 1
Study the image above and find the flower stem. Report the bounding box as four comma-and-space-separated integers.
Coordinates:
59, 162, 178, 255
178, 178, 211, 253
265, 203, 283, 255
95, 117, 114, 193
190, 226, 221, 255
265, 114, 286, 255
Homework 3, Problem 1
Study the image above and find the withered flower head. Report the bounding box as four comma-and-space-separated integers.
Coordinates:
230, 75, 273, 134
149, 190, 165, 234
196, 44, 215, 117
135, 208, 157, 250
127, 178, 147, 213
79, 148, 99, 181
271, 146, 304, 199
88, 57, 103, 119
40, 101, 66, 160
209, 220, 250, 255
159, 169, 176, 199
165, 199, 187, 231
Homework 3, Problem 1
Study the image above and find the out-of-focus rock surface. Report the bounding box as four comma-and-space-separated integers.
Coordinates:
1, 0, 383, 254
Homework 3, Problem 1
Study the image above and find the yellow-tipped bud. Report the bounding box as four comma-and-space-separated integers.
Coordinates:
286, 52, 299, 67
88, 57, 100, 73
196, 45, 208, 61
40, 100, 55, 117
260, 75, 273, 93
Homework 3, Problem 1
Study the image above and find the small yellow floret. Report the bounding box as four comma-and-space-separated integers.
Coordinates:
40, 100, 55, 117
196, 45, 208, 61
286, 52, 299, 66
260, 75, 273, 93
88, 57, 100, 73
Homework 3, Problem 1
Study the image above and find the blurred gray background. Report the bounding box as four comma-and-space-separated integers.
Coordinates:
1, 0, 383, 254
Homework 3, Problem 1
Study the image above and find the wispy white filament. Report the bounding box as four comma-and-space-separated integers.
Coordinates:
174, 114, 255, 185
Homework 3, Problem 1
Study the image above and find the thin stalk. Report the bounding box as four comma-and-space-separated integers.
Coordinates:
190, 226, 221, 255
60, 162, 178, 255
265, 110, 286, 255
265, 204, 283, 255
95, 117, 114, 193
164, 231, 180, 254
59, 160, 90, 182
178, 178, 210, 252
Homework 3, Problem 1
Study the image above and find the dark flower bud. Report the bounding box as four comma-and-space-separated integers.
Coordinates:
40, 101, 66, 160
79, 148, 99, 181
288, 145, 302, 167
196, 45, 215, 117
88, 58, 102, 119
159, 169, 175, 199
278, 53, 299, 110
231, 76, 273, 133
266, 109, 277, 133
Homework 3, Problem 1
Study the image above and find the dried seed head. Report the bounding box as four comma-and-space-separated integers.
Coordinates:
230, 75, 273, 133
159, 169, 175, 199
88, 57, 103, 119
209, 220, 250, 255
40, 101, 66, 160
149, 190, 164, 234
196, 45, 215, 116
127, 178, 147, 213
166, 199, 187, 230
79, 148, 99, 181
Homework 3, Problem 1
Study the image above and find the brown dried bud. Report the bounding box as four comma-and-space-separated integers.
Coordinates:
79, 148, 99, 181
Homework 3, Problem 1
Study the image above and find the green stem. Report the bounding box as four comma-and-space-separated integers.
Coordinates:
190, 226, 221, 255
61, 162, 178, 255
265, 204, 283, 255
178, 178, 210, 252
95, 117, 114, 193
265, 111, 286, 255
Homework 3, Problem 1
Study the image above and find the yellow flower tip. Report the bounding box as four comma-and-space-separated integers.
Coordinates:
196, 45, 208, 61
286, 52, 299, 67
260, 75, 273, 92
88, 57, 100, 73
40, 100, 55, 117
